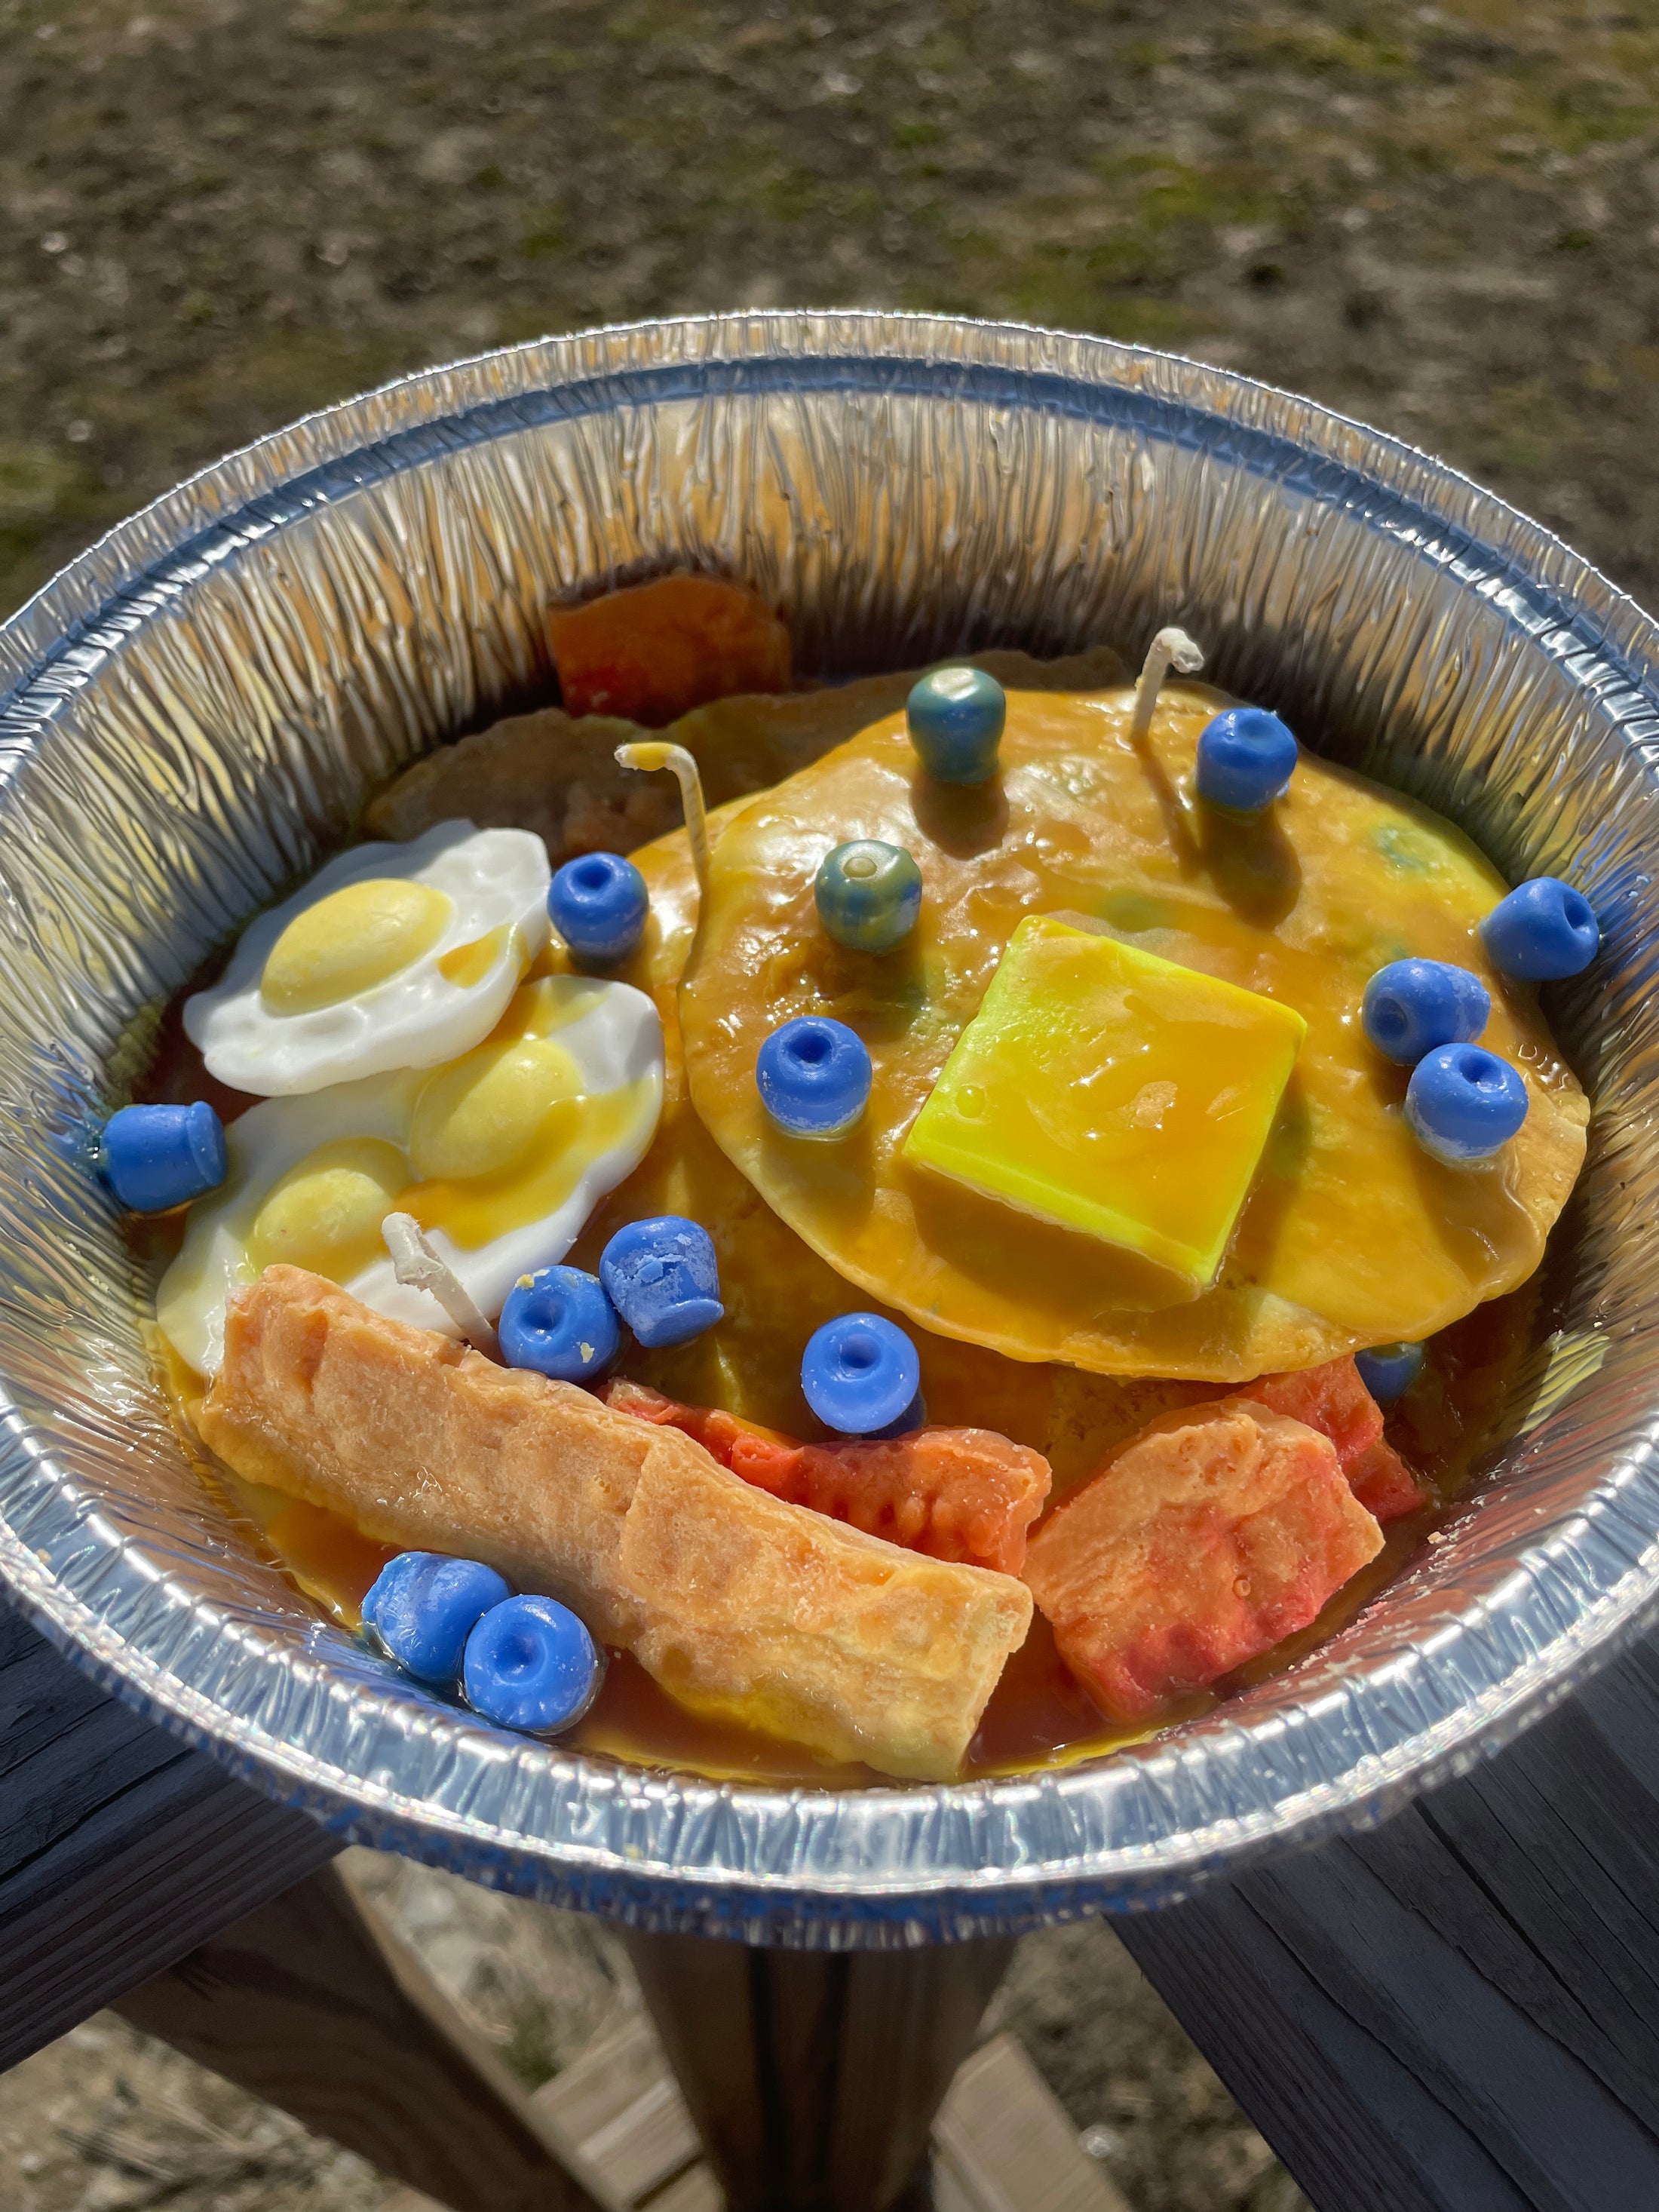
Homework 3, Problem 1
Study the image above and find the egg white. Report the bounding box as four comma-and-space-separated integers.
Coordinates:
183, 820, 552, 1097
160, 974, 664, 1376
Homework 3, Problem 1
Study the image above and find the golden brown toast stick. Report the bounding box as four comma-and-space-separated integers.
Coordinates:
198, 1267, 1032, 1779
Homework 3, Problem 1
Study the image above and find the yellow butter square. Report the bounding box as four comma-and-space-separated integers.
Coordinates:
902, 915, 1305, 1287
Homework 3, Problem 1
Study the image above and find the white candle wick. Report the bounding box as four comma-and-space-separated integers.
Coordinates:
615, 741, 710, 900
382, 1212, 499, 1360
1130, 626, 1206, 742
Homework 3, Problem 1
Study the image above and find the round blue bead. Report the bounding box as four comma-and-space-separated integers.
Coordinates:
498, 1266, 621, 1382
463, 1594, 603, 1735
1361, 959, 1490, 1064
600, 1216, 724, 1348
102, 1100, 227, 1213
1480, 876, 1599, 982
906, 667, 1006, 785
1195, 707, 1299, 815
814, 840, 923, 954
756, 1016, 872, 1139
1354, 1342, 1426, 1404
363, 1551, 511, 1685
1405, 1043, 1529, 1164
547, 851, 649, 963
801, 1312, 923, 1437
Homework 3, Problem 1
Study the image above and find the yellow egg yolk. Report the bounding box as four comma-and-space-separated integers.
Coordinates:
259, 879, 452, 1015
437, 924, 515, 989
245, 1137, 409, 1281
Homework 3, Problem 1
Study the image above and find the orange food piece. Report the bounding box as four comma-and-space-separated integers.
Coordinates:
601, 1378, 1050, 1575
1346, 1437, 1429, 1522
1022, 1399, 1384, 1723
1240, 1355, 1429, 1522
548, 575, 793, 726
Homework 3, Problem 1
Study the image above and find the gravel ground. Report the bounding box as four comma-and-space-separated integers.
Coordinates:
4, 2, 1654, 2207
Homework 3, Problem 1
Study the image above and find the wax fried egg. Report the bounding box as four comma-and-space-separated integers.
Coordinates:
183, 821, 552, 1096
160, 974, 663, 1375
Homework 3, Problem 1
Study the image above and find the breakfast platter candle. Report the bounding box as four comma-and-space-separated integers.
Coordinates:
112, 573, 1594, 1788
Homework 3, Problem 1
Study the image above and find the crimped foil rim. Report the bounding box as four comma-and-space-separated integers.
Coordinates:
2, 310, 1657, 1942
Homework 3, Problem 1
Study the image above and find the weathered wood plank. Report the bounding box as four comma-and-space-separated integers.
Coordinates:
115, 1861, 616, 2212
0, 1599, 337, 2071
1118, 1626, 1659, 2212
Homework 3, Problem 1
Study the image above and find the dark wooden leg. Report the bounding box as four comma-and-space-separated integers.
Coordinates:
114, 1860, 617, 2212
622, 1928, 1015, 2212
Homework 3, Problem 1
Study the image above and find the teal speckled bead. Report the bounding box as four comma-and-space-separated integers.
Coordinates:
906, 667, 1005, 784
814, 839, 923, 953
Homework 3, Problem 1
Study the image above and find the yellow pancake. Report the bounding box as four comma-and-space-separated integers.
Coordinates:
564, 827, 1208, 1496
675, 683, 1588, 1382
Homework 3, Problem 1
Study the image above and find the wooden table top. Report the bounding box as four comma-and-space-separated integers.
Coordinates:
7, 1588, 1659, 2210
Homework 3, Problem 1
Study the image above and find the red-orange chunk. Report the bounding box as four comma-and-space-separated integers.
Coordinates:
600, 1378, 1050, 1575
1021, 1398, 1384, 1723
1240, 1355, 1428, 1523
548, 575, 793, 726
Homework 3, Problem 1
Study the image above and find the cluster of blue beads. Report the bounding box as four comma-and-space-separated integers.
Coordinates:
801, 1312, 925, 1437
498, 1219, 725, 1381
363, 1551, 603, 1735
1360, 956, 1529, 1164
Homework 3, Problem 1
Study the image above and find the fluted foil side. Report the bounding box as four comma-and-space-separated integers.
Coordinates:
2, 312, 1656, 1946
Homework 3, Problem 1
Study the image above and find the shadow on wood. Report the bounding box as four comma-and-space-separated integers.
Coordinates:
114, 1861, 616, 2212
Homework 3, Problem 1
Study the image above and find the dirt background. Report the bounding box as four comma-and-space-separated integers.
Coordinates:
2, 1, 1656, 2207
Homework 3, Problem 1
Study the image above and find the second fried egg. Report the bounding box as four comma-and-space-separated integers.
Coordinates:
160, 974, 663, 1375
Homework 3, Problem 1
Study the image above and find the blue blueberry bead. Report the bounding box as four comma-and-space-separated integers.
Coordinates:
462, 1594, 603, 1735
1354, 1342, 1426, 1404
102, 1101, 227, 1213
1480, 877, 1599, 982
906, 667, 1006, 785
547, 851, 649, 963
756, 1016, 872, 1139
1405, 1043, 1529, 1164
1195, 707, 1299, 815
815, 840, 924, 954
363, 1551, 511, 1685
1362, 959, 1490, 1065
600, 1216, 724, 1348
802, 1312, 924, 1437
498, 1265, 621, 1382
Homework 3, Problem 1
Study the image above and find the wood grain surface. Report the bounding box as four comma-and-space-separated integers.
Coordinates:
0, 1599, 337, 2072
624, 1928, 1016, 2212
1118, 1628, 1659, 2212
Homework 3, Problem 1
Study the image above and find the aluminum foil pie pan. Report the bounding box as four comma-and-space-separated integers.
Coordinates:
2, 311, 1654, 1945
